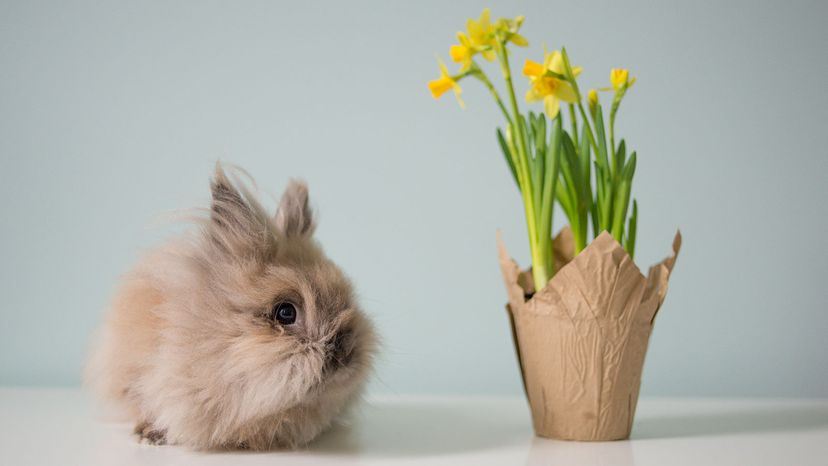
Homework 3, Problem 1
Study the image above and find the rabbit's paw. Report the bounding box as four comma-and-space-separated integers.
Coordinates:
134, 421, 167, 446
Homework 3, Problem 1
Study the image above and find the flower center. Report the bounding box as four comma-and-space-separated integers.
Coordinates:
534, 76, 558, 96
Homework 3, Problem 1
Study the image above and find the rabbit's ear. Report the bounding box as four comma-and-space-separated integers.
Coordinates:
275, 180, 315, 237
209, 163, 272, 253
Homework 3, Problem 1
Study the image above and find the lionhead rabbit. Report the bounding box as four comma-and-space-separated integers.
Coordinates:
86, 164, 376, 450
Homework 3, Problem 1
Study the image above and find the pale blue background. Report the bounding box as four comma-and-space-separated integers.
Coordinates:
1, 0, 826, 397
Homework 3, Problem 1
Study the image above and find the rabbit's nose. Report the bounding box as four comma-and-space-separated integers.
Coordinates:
325, 329, 355, 370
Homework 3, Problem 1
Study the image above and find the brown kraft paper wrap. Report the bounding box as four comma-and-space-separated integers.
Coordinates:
498, 228, 681, 441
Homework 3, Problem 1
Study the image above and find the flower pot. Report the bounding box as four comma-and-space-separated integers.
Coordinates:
498, 228, 681, 441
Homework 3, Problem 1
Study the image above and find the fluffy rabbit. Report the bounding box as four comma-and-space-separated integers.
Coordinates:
86, 164, 376, 450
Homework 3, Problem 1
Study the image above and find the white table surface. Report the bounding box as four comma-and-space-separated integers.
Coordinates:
1, 388, 826, 466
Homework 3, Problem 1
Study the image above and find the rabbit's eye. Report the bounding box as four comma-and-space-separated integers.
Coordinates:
272, 302, 297, 325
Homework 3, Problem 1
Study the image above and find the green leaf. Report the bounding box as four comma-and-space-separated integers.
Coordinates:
578, 124, 592, 209
524, 114, 543, 218
622, 151, 637, 183
616, 139, 626, 175
590, 199, 600, 240
560, 132, 582, 213
534, 114, 547, 159
611, 179, 631, 242
569, 103, 580, 149
593, 105, 610, 171
525, 113, 534, 154
556, 182, 574, 219
533, 113, 546, 180
593, 161, 606, 232
505, 124, 529, 194
538, 114, 562, 273
626, 200, 638, 259
497, 128, 519, 187
519, 114, 531, 156
600, 184, 612, 233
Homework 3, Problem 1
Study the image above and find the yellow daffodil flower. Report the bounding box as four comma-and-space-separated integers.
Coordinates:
495, 15, 528, 47
449, 32, 476, 71
523, 50, 582, 118
428, 59, 465, 108
466, 8, 496, 61
588, 89, 599, 114
610, 68, 636, 90
450, 9, 528, 71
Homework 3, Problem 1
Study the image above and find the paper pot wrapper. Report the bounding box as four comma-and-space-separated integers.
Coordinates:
498, 228, 681, 441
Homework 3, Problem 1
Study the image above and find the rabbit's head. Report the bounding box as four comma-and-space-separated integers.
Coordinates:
151, 165, 375, 449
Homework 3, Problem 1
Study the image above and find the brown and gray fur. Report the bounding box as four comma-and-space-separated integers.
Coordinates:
85, 164, 376, 450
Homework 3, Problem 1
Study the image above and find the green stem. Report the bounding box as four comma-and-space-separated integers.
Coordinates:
609, 110, 616, 172
609, 87, 626, 175
568, 104, 579, 148
499, 47, 529, 161
496, 41, 547, 292
473, 66, 512, 124
560, 49, 600, 160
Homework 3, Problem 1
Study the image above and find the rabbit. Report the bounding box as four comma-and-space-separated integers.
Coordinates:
85, 164, 376, 450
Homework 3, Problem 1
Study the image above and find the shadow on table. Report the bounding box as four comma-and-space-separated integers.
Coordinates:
632, 403, 828, 439
525, 437, 635, 466
308, 399, 530, 458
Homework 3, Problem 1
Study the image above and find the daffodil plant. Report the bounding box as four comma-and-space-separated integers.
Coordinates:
428, 8, 640, 292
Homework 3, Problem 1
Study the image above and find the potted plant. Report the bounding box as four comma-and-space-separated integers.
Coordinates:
428, 8, 681, 441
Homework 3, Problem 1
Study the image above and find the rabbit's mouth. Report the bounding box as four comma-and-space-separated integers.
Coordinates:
323, 328, 356, 373
311, 339, 366, 393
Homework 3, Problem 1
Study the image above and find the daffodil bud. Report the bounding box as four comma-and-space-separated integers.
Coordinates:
588, 89, 599, 114
610, 68, 631, 90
